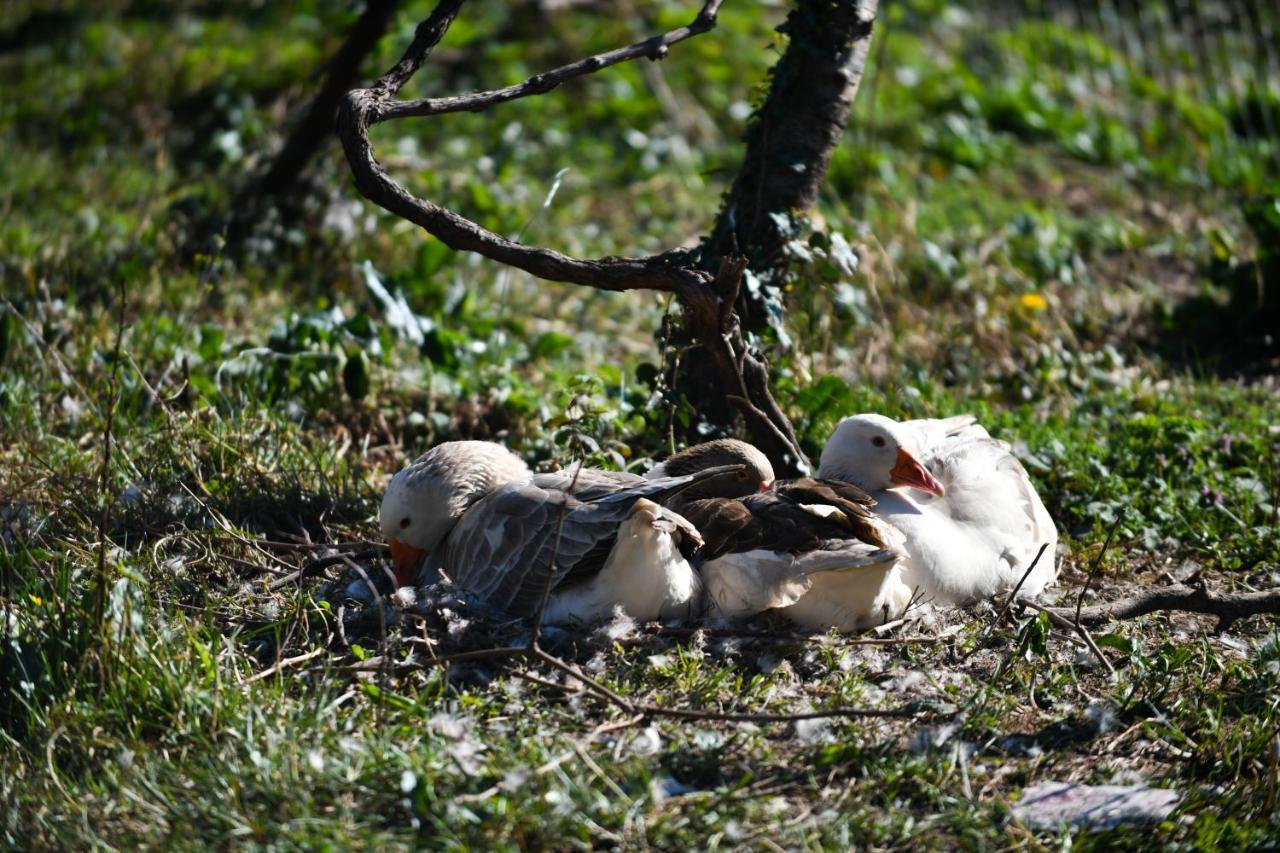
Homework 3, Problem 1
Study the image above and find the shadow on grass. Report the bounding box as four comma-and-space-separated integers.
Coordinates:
1155, 195, 1280, 377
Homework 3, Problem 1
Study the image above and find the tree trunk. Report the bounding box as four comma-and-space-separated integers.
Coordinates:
703, 0, 876, 328
670, 0, 877, 441
250, 0, 401, 199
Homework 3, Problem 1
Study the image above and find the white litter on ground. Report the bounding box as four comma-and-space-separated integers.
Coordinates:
1014, 782, 1180, 831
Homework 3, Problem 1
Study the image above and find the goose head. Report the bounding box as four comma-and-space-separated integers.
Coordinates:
659, 438, 775, 499
817, 414, 944, 497
380, 441, 532, 586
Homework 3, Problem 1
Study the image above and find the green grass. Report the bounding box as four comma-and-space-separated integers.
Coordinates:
3, 0, 1279, 847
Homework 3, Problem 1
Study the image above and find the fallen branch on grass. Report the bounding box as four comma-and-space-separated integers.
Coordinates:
242, 648, 325, 684
1045, 583, 1280, 632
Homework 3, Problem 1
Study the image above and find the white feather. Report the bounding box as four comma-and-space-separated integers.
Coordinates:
701, 541, 910, 632
542, 500, 701, 625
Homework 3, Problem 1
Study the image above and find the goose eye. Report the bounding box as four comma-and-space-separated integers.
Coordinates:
871, 436, 887, 448
399, 517, 412, 530
737, 470, 750, 481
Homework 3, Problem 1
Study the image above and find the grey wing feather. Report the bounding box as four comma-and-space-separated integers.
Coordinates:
445, 482, 638, 617
444, 464, 745, 617
533, 468, 645, 499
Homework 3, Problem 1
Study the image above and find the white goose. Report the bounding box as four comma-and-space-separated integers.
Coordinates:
817, 414, 1058, 604
380, 441, 739, 625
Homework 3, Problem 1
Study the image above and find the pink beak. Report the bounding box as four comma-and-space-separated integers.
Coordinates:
388, 538, 428, 587
889, 448, 945, 497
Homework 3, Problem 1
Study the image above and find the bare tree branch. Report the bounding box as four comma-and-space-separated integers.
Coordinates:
373, 1, 724, 122
337, 0, 714, 294
335, 643, 924, 724
335, 0, 815, 470
1046, 583, 1280, 631
251, 0, 401, 199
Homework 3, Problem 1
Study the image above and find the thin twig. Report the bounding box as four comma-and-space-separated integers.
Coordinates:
1077, 514, 1123, 627
218, 554, 294, 577
1022, 601, 1117, 678
342, 555, 392, 697
242, 648, 324, 684
332, 645, 925, 725
92, 280, 127, 635
962, 542, 1049, 662
222, 537, 384, 552
631, 703, 919, 723
267, 548, 388, 590
374, 0, 725, 122
530, 646, 635, 713
511, 669, 579, 694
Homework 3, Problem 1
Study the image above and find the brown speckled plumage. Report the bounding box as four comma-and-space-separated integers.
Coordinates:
680, 478, 885, 560
651, 440, 886, 559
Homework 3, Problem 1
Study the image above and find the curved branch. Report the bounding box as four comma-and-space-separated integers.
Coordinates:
374, 1, 724, 123
337, 0, 721, 295
1047, 583, 1280, 631
335, 0, 812, 471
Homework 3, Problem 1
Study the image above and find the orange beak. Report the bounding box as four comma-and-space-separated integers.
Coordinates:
387, 538, 428, 588
889, 448, 945, 497
759, 481, 772, 492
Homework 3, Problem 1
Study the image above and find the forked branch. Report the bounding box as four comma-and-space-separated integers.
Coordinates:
336, 0, 811, 470
337, 0, 719, 296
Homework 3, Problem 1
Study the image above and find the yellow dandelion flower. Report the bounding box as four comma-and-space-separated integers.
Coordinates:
1019, 293, 1048, 312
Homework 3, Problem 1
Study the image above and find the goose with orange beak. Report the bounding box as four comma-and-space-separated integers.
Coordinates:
818, 414, 1057, 604
379, 440, 746, 625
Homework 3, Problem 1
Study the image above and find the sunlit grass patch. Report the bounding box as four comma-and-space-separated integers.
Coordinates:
3, 0, 1279, 846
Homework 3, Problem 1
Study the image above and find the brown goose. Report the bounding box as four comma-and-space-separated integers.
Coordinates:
651, 439, 913, 631
379, 440, 743, 624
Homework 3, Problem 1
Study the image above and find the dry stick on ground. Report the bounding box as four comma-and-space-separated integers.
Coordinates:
1046, 583, 1280, 632
242, 648, 325, 685
267, 547, 389, 590
1022, 600, 1117, 678
336, 0, 814, 473
337, 656, 925, 723
341, 554, 395, 703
